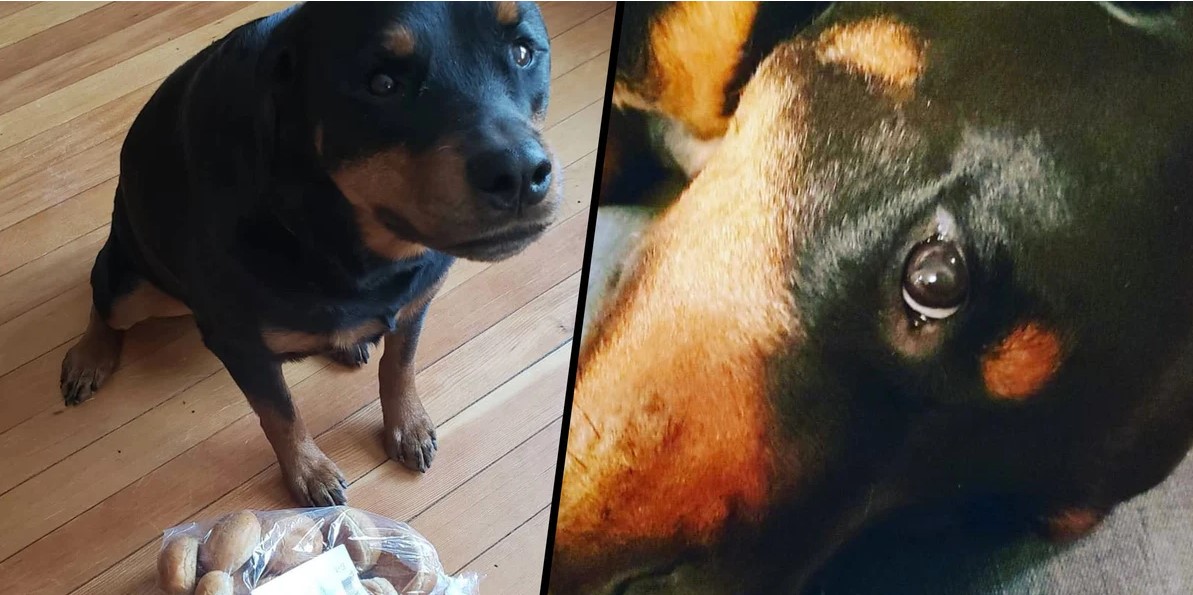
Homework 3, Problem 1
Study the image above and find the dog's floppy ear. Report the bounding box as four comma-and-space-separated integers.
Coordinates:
254, 7, 305, 186
603, 2, 829, 194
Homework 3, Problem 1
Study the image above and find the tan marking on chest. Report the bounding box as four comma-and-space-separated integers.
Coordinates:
494, 1, 519, 25
262, 319, 388, 356
648, 1, 759, 139
981, 322, 1062, 400
558, 69, 804, 562
816, 17, 925, 91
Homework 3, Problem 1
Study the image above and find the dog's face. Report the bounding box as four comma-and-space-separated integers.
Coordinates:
277, 1, 557, 261
556, 3, 1193, 592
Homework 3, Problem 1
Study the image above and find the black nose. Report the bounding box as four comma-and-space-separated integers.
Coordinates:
466, 141, 553, 211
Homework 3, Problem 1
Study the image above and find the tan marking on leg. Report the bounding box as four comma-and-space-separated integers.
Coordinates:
981, 322, 1062, 400
648, 1, 760, 139
384, 25, 415, 56
379, 316, 436, 471
816, 17, 926, 91
61, 307, 124, 404
107, 282, 190, 330
494, 1, 519, 25
262, 319, 388, 356
558, 50, 807, 570
254, 398, 345, 505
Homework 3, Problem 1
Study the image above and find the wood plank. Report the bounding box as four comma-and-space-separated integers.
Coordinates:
0, 181, 113, 278
0, 4, 607, 593
0, 2, 107, 50
75, 340, 572, 595
0, 227, 106, 326
403, 420, 561, 574
0, 283, 90, 380
0, 173, 592, 496
0, 3, 249, 115
0, 218, 584, 580
549, 6, 616, 77
0, 316, 196, 436
0, 43, 606, 275
35, 279, 578, 595
462, 507, 552, 594
0, 51, 603, 428
0, 13, 609, 245
0, 85, 150, 207
0, 134, 122, 232
0, 3, 289, 154
0, 0, 599, 157
538, 1, 611, 37
0, 2, 174, 87
0, 142, 590, 434
546, 50, 610, 129
0, 3, 36, 21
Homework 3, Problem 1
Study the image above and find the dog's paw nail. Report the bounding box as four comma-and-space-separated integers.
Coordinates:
289, 456, 348, 508
385, 416, 438, 473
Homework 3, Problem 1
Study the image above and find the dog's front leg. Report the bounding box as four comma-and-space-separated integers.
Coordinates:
217, 350, 348, 506
379, 305, 437, 472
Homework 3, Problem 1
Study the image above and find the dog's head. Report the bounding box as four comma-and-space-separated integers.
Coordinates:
555, 3, 1193, 592
261, 1, 558, 262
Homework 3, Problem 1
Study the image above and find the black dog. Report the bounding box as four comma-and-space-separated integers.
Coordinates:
555, 2, 1193, 593
59, 1, 558, 507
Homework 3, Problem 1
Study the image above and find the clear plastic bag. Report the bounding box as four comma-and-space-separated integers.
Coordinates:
156, 507, 480, 595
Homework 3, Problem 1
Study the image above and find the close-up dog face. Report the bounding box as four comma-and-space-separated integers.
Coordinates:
556, 3, 1193, 592
274, 1, 560, 262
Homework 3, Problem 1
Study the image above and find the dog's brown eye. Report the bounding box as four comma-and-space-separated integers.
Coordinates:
902, 237, 968, 320
369, 73, 397, 96
511, 42, 533, 67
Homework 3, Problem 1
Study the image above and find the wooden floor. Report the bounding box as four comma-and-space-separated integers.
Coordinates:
0, 3, 611, 593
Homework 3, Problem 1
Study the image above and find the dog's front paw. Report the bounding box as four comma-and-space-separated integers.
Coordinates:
384, 412, 438, 473
60, 335, 121, 405
284, 450, 349, 507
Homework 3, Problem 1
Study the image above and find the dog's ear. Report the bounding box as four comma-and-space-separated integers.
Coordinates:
604, 2, 829, 193
254, 10, 304, 187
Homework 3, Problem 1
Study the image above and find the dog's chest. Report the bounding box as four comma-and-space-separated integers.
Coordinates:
261, 312, 396, 356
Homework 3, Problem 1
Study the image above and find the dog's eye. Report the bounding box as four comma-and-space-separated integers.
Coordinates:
511, 42, 533, 67
368, 73, 397, 96
902, 237, 968, 321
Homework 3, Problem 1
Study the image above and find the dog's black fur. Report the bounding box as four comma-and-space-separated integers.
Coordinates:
61, 1, 558, 506
555, 2, 1193, 593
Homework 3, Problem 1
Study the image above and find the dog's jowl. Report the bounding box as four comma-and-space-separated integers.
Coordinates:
555, 2, 1193, 593
59, 2, 559, 507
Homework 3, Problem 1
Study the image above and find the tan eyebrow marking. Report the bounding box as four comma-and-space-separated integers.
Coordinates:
816, 17, 926, 91
981, 322, 1063, 401
384, 25, 415, 56
494, 1, 519, 25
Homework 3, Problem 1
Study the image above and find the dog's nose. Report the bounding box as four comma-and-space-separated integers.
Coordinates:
466, 141, 553, 211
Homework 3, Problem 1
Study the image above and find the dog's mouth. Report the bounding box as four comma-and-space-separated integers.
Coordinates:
373, 206, 548, 261
443, 222, 550, 261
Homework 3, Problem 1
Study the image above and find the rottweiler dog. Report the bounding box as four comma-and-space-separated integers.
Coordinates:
58, 1, 558, 507
554, 2, 1193, 593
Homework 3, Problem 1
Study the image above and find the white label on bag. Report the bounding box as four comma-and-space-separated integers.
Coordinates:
251, 544, 368, 595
